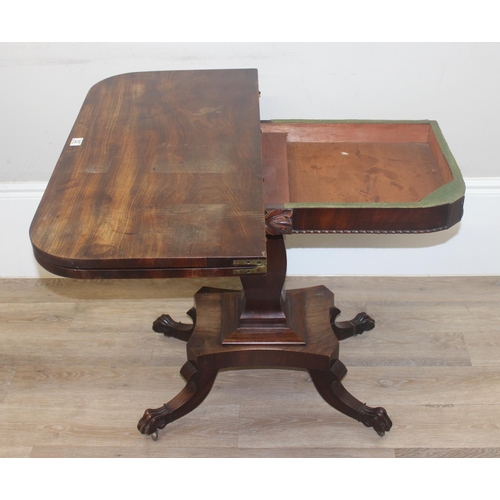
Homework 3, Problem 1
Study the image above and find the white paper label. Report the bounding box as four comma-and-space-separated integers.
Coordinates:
70, 138, 83, 146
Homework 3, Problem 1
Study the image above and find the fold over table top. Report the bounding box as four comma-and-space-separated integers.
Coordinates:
30, 69, 267, 278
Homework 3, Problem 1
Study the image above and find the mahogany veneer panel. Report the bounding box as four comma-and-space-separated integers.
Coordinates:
30, 70, 266, 278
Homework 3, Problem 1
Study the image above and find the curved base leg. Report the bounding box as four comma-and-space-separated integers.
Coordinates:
137, 361, 218, 438
309, 360, 392, 436
330, 306, 375, 341
152, 307, 196, 341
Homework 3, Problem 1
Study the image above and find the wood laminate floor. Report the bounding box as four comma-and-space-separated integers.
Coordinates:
1, 276, 499, 458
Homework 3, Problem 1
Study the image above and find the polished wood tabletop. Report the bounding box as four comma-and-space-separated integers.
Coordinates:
30, 69, 266, 278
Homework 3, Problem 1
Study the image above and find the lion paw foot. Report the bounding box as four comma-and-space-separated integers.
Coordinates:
359, 404, 392, 436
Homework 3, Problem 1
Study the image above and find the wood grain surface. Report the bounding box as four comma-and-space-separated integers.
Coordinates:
287, 142, 444, 204
30, 70, 266, 276
1, 276, 499, 457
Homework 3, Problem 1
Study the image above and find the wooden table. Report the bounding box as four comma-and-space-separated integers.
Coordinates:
30, 69, 465, 439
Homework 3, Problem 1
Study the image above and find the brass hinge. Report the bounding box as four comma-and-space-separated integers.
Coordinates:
232, 259, 267, 275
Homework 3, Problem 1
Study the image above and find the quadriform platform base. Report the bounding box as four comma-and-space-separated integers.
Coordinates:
29, 69, 464, 441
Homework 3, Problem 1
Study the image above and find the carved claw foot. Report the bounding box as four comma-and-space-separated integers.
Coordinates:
330, 306, 375, 340
137, 361, 218, 439
357, 404, 393, 436
152, 307, 196, 341
309, 360, 392, 437
137, 404, 173, 437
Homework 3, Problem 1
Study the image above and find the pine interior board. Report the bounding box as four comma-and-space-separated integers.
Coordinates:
260, 121, 459, 205
1, 277, 500, 458
287, 142, 444, 204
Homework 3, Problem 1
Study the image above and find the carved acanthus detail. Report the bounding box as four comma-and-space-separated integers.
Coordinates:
265, 209, 293, 235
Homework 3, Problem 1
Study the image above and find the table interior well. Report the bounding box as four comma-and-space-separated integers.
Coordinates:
261, 122, 454, 205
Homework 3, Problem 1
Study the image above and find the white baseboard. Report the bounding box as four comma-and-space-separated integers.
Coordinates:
0, 182, 51, 278
1, 179, 499, 278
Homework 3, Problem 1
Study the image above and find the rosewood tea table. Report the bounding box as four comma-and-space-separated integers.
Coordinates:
30, 69, 465, 440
